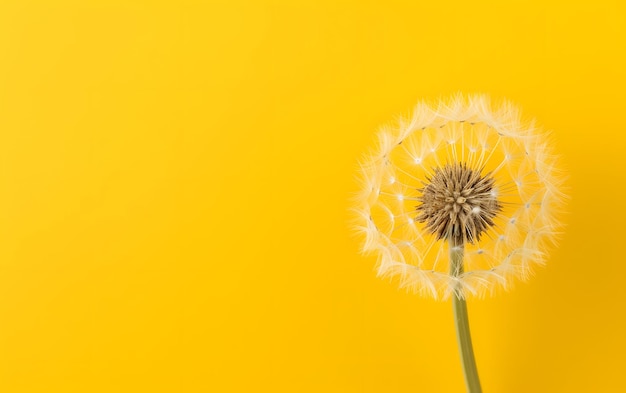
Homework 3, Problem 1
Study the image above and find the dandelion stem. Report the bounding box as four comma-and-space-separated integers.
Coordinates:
450, 240, 482, 393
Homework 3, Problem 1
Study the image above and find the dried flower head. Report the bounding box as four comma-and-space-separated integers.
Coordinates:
353, 94, 566, 299
416, 163, 501, 245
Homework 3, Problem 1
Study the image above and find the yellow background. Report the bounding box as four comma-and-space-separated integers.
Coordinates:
0, 1, 624, 392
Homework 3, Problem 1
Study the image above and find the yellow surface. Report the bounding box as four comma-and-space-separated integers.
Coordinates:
0, 1, 624, 392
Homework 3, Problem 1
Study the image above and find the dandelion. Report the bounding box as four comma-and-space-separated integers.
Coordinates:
353, 94, 566, 392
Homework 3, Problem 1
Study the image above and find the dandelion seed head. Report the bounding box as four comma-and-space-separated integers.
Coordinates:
416, 163, 501, 244
353, 94, 567, 299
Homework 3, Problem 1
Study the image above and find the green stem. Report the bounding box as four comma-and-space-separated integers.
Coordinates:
450, 240, 482, 393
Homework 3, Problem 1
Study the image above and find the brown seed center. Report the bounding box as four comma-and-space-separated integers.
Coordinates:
416, 163, 501, 244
